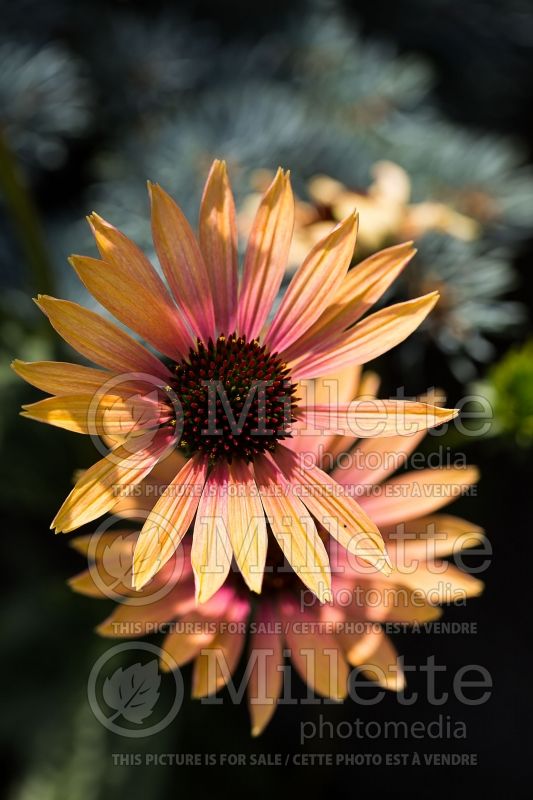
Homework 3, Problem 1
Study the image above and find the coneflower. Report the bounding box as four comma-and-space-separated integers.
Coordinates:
14, 160, 457, 603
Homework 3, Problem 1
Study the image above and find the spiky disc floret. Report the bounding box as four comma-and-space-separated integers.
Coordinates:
170, 333, 298, 463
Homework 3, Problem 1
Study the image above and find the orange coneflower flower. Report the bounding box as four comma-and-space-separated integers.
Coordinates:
14, 160, 457, 603
70, 371, 483, 736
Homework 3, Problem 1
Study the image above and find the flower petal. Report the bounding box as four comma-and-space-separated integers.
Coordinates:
226, 460, 267, 594
237, 169, 294, 340
111, 451, 188, 520
132, 454, 208, 589
298, 400, 458, 438
336, 625, 384, 664
160, 587, 235, 670
275, 444, 391, 575
96, 578, 196, 637
371, 589, 443, 625
395, 562, 484, 600
35, 295, 172, 380
341, 629, 405, 691
331, 388, 446, 484
290, 292, 439, 380
282, 242, 415, 362
334, 431, 426, 488
71, 533, 191, 600
297, 366, 363, 411
382, 514, 485, 562
199, 160, 239, 334
280, 600, 348, 700
149, 182, 215, 342
70, 257, 190, 363
254, 453, 332, 602
289, 366, 363, 458
265, 213, 357, 354
325, 369, 382, 462
358, 466, 480, 526
69, 528, 135, 558
11, 359, 115, 396
191, 462, 233, 604
192, 597, 250, 697
329, 241, 415, 323
21, 393, 166, 435
248, 600, 284, 736
68, 568, 135, 599
52, 431, 174, 533
75, 214, 193, 359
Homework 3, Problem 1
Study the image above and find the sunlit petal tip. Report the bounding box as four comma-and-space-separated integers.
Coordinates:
33, 293, 55, 312
148, 181, 167, 200
270, 165, 283, 184
194, 581, 213, 606
132, 541, 162, 591
84, 214, 111, 244
86, 211, 108, 227
247, 576, 264, 595
332, 210, 358, 240
320, 588, 333, 604
383, 549, 394, 572
211, 157, 226, 173
343, 209, 359, 230
131, 569, 148, 592
373, 556, 393, 577
146, 180, 160, 203
52, 523, 65, 535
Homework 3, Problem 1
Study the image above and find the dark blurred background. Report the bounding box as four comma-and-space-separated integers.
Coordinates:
1, 0, 532, 797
